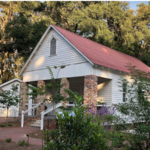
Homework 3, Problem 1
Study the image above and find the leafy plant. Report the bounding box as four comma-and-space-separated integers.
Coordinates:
26, 66, 66, 116
43, 91, 109, 150
115, 63, 150, 150
0, 124, 6, 127
5, 138, 11, 143
0, 84, 22, 124
7, 124, 13, 127
18, 140, 26, 146
25, 141, 30, 146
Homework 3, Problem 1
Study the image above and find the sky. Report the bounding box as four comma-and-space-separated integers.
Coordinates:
128, 1, 149, 10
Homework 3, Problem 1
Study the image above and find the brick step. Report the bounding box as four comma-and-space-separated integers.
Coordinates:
29, 119, 41, 128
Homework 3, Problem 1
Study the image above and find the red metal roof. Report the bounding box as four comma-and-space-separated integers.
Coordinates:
52, 25, 150, 73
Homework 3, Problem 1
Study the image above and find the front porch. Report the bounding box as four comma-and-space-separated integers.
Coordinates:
20, 75, 112, 129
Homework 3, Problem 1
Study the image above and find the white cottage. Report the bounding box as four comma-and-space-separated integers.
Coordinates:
19, 25, 150, 129
0, 78, 22, 117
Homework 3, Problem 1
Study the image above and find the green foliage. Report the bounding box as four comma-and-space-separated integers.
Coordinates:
116, 64, 150, 150
18, 140, 30, 146
0, 124, 6, 127
1, 2, 150, 83
43, 92, 109, 150
0, 84, 22, 123
27, 66, 65, 104
5, 138, 11, 143
18, 140, 26, 146
25, 141, 30, 146
0, 84, 22, 109
7, 124, 13, 127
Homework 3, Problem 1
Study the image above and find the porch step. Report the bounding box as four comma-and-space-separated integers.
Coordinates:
30, 119, 41, 128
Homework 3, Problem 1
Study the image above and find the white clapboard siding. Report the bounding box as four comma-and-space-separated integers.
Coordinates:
97, 80, 112, 105
93, 66, 130, 105
111, 72, 123, 104
25, 29, 87, 72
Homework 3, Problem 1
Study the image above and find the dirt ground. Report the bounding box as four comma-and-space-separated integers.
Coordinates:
0, 121, 21, 128
0, 140, 42, 150
28, 129, 44, 139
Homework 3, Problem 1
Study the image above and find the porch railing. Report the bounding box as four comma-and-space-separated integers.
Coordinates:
21, 102, 42, 128
40, 102, 62, 130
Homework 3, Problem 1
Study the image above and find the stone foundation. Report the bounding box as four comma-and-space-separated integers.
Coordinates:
83, 75, 98, 110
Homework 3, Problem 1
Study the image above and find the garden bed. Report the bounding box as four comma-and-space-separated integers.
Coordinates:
28, 130, 44, 140
0, 121, 21, 128
0, 140, 42, 150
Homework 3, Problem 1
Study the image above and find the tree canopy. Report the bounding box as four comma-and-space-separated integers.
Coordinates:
0, 1, 150, 83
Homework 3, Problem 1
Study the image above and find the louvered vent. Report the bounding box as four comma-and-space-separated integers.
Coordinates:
50, 38, 56, 55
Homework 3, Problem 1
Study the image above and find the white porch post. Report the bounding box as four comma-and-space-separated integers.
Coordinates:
21, 110, 24, 127
41, 111, 44, 130
28, 87, 33, 116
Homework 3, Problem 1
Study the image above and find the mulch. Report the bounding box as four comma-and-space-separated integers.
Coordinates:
0, 140, 42, 150
28, 129, 44, 140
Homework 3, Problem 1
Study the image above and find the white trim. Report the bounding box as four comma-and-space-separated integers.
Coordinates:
19, 25, 93, 76
0, 78, 22, 88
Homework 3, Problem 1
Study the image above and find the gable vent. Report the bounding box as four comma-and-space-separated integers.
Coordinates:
50, 38, 56, 55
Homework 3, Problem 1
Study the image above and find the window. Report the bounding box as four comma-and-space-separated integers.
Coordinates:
123, 82, 127, 102
50, 37, 56, 56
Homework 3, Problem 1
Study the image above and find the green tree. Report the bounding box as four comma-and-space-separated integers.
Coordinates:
0, 1, 48, 83
0, 84, 22, 123
27, 66, 65, 116
116, 64, 150, 150
1, 1, 150, 84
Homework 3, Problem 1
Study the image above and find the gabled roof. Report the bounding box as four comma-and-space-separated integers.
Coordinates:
19, 24, 150, 75
0, 78, 22, 88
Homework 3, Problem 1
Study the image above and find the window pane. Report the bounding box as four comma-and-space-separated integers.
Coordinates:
50, 38, 56, 55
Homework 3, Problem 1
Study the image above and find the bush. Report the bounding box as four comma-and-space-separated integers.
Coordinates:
5, 138, 11, 143
115, 64, 150, 150
18, 140, 26, 146
0, 124, 6, 127
43, 93, 109, 150
7, 124, 13, 127
25, 142, 30, 146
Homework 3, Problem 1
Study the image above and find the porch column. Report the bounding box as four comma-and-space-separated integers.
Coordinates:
37, 80, 45, 117
60, 78, 70, 107
84, 75, 98, 110
19, 82, 28, 116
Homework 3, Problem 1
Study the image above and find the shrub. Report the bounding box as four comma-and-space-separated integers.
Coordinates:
115, 64, 150, 150
43, 93, 109, 150
7, 124, 13, 127
5, 138, 11, 143
25, 142, 30, 146
18, 140, 26, 146
0, 124, 6, 127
